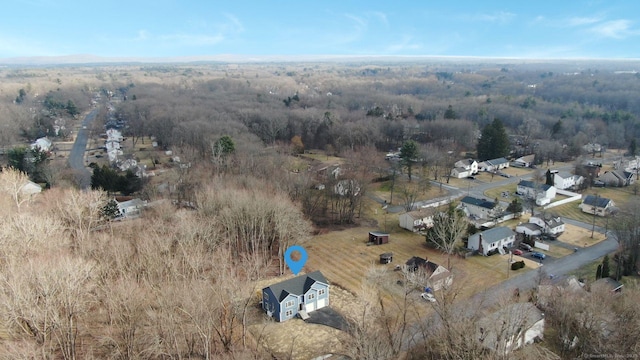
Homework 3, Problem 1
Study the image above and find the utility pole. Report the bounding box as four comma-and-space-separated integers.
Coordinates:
591, 193, 599, 239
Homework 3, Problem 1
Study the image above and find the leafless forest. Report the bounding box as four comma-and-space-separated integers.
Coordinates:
1, 60, 640, 359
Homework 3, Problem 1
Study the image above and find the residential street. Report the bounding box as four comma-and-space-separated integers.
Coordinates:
68, 109, 99, 189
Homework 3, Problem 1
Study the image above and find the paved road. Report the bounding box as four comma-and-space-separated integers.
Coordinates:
68, 109, 98, 189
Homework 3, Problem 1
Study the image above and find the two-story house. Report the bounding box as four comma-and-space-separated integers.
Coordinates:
262, 271, 329, 322
459, 196, 502, 221
467, 227, 516, 256
516, 180, 557, 206
399, 208, 436, 232
529, 213, 565, 237
552, 171, 584, 190
451, 159, 478, 179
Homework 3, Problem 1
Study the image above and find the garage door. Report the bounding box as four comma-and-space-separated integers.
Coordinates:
305, 301, 315, 313
316, 298, 326, 309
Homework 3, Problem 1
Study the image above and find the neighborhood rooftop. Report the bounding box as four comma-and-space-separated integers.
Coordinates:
582, 194, 612, 208
461, 196, 498, 209
472, 226, 514, 244
518, 180, 553, 191
265, 271, 328, 302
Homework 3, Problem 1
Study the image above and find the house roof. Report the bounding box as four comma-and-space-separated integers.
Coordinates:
461, 196, 498, 209
517, 223, 542, 232
472, 226, 515, 244
518, 180, 553, 191
486, 157, 509, 166
516, 154, 535, 163
582, 194, 612, 208
533, 213, 564, 228
404, 208, 435, 220
477, 302, 544, 351
556, 171, 574, 179
405, 256, 443, 274
264, 271, 328, 302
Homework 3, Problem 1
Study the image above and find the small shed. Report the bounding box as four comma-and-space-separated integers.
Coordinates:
380, 252, 393, 264
369, 231, 389, 245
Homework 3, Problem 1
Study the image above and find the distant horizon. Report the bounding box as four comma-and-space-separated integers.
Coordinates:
3, 1, 640, 62
2, 53, 640, 67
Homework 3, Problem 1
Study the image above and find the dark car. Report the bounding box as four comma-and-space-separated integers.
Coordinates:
531, 252, 546, 260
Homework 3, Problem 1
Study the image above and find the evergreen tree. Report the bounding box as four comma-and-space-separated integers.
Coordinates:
399, 140, 419, 181
444, 105, 457, 119
596, 264, 602, 279
602, 255, 610, 278
629, 138, 637, 156
101, 199, 121, 219
477, 118, 510, 161
213, 135, 235, 156
546, 169, 554, 186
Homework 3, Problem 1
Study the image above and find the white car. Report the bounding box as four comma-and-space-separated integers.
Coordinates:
421, 292, 436, 302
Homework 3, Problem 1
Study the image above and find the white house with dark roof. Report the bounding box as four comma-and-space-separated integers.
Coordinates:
479, 157, 510, 172
467, 227, 516, 256
516, 180, 556, 206
579, 195, 616, 216
459, 195, 501, 221
262, 271, 329, 322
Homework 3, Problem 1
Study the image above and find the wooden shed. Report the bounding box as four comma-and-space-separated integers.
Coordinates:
369, 231, 389, 245
379, 252, 393, 264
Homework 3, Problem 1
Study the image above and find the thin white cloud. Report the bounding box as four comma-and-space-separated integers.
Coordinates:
369, 11, 389, 27
588, 19, 639, 39
462, 11, 516, 24
567, 16, 602, 27
223, 13, 244, 33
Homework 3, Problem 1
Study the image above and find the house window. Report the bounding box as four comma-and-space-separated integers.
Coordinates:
318, 289, 326, 296
308, 293, 315, 301
285, 310, 293, 317
285, 300, 295, 308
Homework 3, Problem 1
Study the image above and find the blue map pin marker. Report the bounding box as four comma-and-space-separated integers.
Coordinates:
284, 245, 308, 275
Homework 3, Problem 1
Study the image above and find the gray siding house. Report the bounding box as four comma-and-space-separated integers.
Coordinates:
262, 271, 329, 322
467, 227, 516, 256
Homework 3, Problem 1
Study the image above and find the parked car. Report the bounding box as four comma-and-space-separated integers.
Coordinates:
531, 252, 546, 260
421, 292, 436, 302
519, 243, 533, 252
512, 249, 524, 256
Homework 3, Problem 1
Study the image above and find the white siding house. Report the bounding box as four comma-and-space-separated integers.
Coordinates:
516, 180, 556, 206
467, 227, 516, 256
553, 171, 584, 190
579, 195, 616, 217
399, 208, 435, 232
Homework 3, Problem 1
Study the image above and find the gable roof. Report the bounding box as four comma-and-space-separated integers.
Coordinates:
533, 213, 564, 227
265, 271, 328, 302
461, 196, 498, 209
477, 302, 544, 351
404, 208, 436, 220
518, 180, 553, 191
515, 154, 535, 163
405, 256, 443, 274
582, 194, 612, 208
486, 157, 509, 166
474, 226, 515, 244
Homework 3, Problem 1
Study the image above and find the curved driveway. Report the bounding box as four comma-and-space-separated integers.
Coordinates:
68, 109, 98, 189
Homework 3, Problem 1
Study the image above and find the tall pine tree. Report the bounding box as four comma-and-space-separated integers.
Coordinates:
477, 118, 510, 161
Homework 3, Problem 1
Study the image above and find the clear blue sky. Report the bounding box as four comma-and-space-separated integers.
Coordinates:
2, 0, 640, 59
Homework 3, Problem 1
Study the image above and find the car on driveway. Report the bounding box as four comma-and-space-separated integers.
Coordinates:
421, 292, 436, 302
520, 243, 533, 252
531, 252, 546, 260
512, 249, 524, 256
